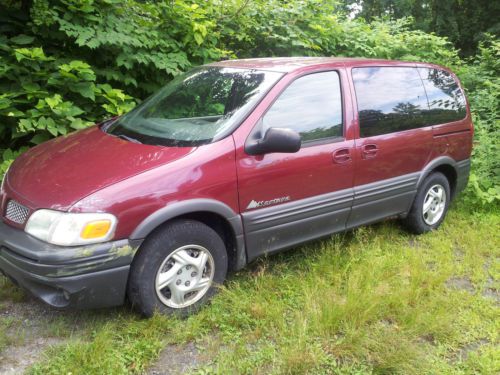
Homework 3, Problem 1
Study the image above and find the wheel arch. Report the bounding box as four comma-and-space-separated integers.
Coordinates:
130, 199, 246, 271
418, 156, 458, 199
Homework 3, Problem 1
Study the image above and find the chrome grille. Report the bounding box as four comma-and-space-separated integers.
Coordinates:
5, 200, 29, 224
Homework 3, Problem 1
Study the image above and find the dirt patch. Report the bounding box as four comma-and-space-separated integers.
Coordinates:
453, 245, 465, 260
147, 342, 205, 375
450, 339, 490, 363
0, 337, 63, 375
446, 276, 475, 293
0, 288, 70, 374
408, 238, 419, 248
419, 333, 437, 345
482, 276, 499, 305
0, 298, 66, 325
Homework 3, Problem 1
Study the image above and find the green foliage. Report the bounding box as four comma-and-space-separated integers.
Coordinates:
0, 38, 136, 152
0, 0, 498, 206
342, 0, 500, 57
456, 38, 500, 205
215, 1, 460, 65
0, 148, 28, 182
0, 0, 228, 173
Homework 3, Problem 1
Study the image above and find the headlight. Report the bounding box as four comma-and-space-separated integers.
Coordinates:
25, 210, 117, 246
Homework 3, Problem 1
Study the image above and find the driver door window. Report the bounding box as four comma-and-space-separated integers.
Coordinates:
262, 71, 343, 142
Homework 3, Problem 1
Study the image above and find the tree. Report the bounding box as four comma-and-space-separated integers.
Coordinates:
343, 0, 500, 56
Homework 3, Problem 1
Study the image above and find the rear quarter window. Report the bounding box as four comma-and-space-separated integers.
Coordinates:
417, 67, 467, 125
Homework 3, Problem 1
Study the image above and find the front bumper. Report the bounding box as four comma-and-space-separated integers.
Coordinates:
0, 220, 142, 309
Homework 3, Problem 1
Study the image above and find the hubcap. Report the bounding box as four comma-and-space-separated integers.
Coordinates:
422, 184, 446, 225
155, 245, 214, 309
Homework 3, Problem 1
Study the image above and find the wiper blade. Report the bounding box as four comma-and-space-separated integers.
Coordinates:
115, 134, 142, 144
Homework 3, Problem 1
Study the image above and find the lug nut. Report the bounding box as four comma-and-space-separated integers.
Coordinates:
185, 281, 190, 286
176, 279, 181, 285
191, 272, 197, 277
186, 265, 191, 270
177, 269, 182, 275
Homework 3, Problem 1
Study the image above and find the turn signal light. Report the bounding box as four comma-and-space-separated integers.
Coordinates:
81, 220, 112, 239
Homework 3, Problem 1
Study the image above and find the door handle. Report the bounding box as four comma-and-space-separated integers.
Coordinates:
361, 144, 379, 159
332, 148, 352, 164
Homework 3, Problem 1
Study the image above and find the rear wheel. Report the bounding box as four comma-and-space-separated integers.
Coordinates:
128, 219, 228, 317
404, 172, 450, 234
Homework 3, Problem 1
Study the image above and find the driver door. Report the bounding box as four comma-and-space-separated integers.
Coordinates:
234, 70, 355, 261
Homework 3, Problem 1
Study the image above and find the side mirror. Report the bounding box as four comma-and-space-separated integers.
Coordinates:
246, 127, 301, 155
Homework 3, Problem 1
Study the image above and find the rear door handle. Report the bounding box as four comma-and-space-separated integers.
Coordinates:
332, 148, 352, 164
361, 144, 379, 159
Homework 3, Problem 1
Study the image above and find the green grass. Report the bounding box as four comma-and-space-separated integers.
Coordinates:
0, 275, 26, 303
2, 202, 498, 374
0, 276, 27, 353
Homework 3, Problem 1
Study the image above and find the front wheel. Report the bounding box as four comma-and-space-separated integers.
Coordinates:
404, 172, 450, 234
128, 219, 228, 317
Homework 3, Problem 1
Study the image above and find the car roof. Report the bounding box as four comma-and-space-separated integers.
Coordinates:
209, 57, 443, 73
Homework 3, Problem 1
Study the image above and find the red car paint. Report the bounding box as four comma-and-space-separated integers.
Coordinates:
2, 57, 473, 242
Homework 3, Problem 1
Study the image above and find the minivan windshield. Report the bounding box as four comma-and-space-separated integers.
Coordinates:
105, 67, 283, 146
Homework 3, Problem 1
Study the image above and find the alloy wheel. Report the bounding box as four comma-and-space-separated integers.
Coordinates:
422, 184, 446, 225
155, 245, 215, 308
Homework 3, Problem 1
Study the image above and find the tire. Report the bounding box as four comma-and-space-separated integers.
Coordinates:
128, 219, 228, 317
404, 172, 450, 234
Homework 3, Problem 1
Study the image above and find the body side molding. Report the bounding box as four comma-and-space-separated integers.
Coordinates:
347, 171, 420, 228
242, 187, 354, 262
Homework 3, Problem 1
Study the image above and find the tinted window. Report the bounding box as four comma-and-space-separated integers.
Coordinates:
353, 67, 429, 137
418, 68, 466, 125
106, 67, 283, 146
262, 71, 343, 142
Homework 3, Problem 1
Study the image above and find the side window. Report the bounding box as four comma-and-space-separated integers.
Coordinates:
418, 68, 466, 125
352, 67, 429, 137
262, 71, 343, 142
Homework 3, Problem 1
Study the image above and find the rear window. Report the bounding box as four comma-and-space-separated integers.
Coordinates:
352, 67, 429, 137
417, 68, 466, 125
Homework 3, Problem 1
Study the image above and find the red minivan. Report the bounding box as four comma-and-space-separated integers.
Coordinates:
0, 58, 472, 316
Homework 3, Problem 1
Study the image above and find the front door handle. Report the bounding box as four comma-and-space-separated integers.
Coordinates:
361, 144, 379, 159
333, 148, 352, 164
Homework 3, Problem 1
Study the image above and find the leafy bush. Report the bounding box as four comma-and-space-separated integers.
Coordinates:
220, 7, 460, 66
0, 0, 228, 179
0, 0, 498, 206
456, 38, 500, 205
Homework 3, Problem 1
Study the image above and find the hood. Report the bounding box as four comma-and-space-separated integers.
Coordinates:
6, 125, 195, 210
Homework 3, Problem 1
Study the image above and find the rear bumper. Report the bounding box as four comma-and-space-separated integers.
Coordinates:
0, 220, 142, 309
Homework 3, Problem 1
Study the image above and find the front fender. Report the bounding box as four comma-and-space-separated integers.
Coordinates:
129, 198, 246, 271
130, 198, 242, 239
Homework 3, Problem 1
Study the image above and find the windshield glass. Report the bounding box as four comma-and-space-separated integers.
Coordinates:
105, 67, 283, 146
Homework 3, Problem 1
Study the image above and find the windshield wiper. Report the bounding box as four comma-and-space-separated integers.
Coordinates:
115, 134, 142, 144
